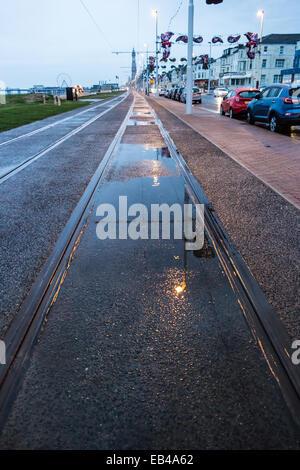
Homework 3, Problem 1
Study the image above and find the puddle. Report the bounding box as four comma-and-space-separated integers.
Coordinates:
128, 120, 156, 126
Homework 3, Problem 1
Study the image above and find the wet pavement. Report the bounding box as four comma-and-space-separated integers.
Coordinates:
148, 96, 300, 341
1, 95, 299, 449
0, 94, 127, 181
0, 94, 132, 337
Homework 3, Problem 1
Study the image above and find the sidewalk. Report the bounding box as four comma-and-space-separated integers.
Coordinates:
150, 96, 300, 210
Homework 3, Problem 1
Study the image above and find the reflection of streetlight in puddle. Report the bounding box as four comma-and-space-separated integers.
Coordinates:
152, 175, 160, 187
175, 282, 186, 294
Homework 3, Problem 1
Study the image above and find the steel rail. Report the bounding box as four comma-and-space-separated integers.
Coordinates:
0, 94, 129, 185
1, 92, 299, 428
147, 98, 300, 420
0, 94, 125, 148
0, 95, 134, 421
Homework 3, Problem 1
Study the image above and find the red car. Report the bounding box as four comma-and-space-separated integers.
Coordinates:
220, 88, 260, 118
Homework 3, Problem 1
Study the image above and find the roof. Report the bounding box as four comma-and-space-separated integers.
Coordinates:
262, 34, 300, 45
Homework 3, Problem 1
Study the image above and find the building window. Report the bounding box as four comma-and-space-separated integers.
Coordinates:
261, 75, 266, 85
262, 59, 267, 68
275, 59, 285, 68
273, 75, 281, 83
239, 61, 246, 71
249, 61, 252, 70
280, 46, 284, 55
264, 46, 268, 52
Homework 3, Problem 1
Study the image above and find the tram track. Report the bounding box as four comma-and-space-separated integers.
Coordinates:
0, 92, 299, 427
0, 93, 124, 148
0, 93, 128, 185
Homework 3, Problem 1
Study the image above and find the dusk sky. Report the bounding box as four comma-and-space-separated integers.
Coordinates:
1, 0, 300, 88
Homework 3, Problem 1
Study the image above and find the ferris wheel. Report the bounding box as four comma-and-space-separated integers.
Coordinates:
56, 73, 72, 89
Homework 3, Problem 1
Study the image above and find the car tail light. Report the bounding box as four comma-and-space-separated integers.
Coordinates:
283, 97, 300, 104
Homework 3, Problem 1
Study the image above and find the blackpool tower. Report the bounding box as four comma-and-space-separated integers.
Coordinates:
131, 48, 137, 81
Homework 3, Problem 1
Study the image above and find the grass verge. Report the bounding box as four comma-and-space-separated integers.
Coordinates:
0, 94, 92, 133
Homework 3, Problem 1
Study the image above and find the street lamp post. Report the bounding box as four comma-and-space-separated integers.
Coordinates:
257, 9, 265, 89
186, 0, 194, 114
152, 9, 159, 99
208, 41, 212, 94
144, 43, 149, 95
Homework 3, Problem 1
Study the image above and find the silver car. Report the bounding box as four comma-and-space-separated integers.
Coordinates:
214, 87, 229, 98
180, 87, 202, 104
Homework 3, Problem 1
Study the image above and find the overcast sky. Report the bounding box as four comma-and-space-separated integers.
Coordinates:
1, 0, 299, 88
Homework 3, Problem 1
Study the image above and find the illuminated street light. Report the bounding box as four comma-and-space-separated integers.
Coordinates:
152, 9, 159, 99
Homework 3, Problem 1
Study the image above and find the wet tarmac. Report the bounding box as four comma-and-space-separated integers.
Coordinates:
1, 95, 299, 449
0, 94, 127, 181
148, 96, 300, 341
0, 94, 132, 337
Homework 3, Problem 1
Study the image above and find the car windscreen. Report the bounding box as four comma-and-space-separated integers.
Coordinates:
290, 87, 300, 97
238, 91, 259, 98
193, 88, 200, 93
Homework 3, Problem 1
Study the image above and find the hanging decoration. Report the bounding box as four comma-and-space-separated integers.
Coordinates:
212, 36, 223, 44
180, 57, 187, 62
163, 48, 171, 60
244, 32, 258, 59
161, 32, 174, 47
169, 58, 176, 62
193, 36, 203, 44
149, 56, 156, 72
176, 35, 188, 44
200, 55, 209, 69
161, 32, 173, 62
227, 34, 241, 44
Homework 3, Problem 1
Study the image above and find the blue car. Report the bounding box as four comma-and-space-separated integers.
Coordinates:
246, 84, 300, 132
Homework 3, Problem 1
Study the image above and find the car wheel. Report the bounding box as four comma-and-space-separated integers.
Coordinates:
246, 110, 254, 125
269, 114, 280, 132
229, 108, 235, 119
220, 106, 225, 116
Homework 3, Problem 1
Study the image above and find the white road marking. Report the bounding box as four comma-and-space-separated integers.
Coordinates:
0, 94, 125, 147
0, 94, 128, 185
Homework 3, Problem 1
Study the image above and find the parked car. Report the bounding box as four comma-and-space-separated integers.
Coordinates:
246, 84, 300, 132
214, 87, 228, 98
220, 88, 260, 118
175, 87, 185, 101
159, 88, 166, 96
172, 88, 181, 100
168, 88, 176, 99
180, 87, 202, 104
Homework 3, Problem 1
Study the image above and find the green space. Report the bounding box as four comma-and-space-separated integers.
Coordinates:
0, 94, 92, 133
